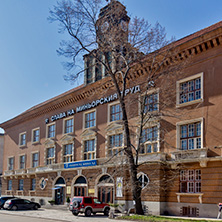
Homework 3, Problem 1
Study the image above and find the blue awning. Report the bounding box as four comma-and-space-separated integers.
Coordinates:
52, 186, 62, 190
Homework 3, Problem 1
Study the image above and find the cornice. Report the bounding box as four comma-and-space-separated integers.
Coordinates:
1, 22, 222, 129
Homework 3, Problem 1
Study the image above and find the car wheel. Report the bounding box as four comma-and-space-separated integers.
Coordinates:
72, 212, 79, 216
85, 208, 92, 217
33, 205, 39, 210
104, 207, 110, 216
11, 205, 18, 211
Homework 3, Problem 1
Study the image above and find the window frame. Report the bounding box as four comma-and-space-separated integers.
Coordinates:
8, 156, 14, 171
63, 117, 74, 134
19, 154, 26, 169
176, 118, 203, 151
31, 178, 36, 191
32, 152, 39, 168
63, 143, 74, 163
176, 72, 203, 107
8, 180, 12, 190
180, 169, 201, 193
108, 133, 124, 157
83, 139, 96, 160
46, 147, 55, 165
83, 109, 96, 129
19, 132, 26, 147
108, 101, 122, 123
140, 123, 160, 154
46, 123, 56, 139
18, 179, 24, 191
32, 127, 40, 144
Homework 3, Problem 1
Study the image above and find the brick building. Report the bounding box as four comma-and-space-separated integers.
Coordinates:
1, 1, 222, 218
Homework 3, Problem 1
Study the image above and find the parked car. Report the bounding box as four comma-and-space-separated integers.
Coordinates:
69, 196, 110, 217
4, 198, 41, 210
0, 196, 16, 209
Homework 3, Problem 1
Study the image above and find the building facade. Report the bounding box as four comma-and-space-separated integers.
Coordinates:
1, 1, 222, 218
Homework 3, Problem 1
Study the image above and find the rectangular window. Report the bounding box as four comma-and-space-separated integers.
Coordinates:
31, 178, 36, 191
84, 139, 95, 160
177, 73, 203, 107
85, 111, 96, 128
19, 133, 26, 146
32, 153, 39, 168
140, 126, 159, 154
64, 118, 74, 134
47, 124, 55, 138
144, 93, 158, 112
8, 180, 12, 190
180, 170, 201, 193
32, 128, 40, 143
46, 147, 55, 165
8, 157, 14, 170
18, 179, 24, 191
19, 155, 25, 169
108, 134, 123, 156
180, 122, 201, 150
63, 144, 73, 162
110, 104, 122, 122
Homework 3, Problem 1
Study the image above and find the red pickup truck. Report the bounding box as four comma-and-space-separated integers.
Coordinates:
69, 196, 110, 217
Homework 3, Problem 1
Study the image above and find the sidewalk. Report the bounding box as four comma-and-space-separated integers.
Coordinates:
0, 205, 129, 222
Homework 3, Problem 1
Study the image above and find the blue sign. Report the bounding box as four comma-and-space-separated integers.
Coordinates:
64, 160, 97, 169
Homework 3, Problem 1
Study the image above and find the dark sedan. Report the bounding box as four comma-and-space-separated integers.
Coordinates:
4, 198, 41, 210
0, 196, 16, 209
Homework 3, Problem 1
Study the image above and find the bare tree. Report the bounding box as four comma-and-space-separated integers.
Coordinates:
49, 0, 185, 215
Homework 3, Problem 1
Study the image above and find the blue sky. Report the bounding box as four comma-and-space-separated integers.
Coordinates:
1, 0, 222, 133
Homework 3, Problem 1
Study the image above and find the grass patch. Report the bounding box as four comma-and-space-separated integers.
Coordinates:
118, 215, 221, 222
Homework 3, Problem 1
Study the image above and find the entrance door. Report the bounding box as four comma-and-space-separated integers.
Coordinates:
55, 187, 64, 205
98, 187, 113, 203
74, 186, 85, 196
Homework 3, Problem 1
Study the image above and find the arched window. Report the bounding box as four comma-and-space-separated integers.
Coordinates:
97, 175, 114, 203
74, 176, 87, 196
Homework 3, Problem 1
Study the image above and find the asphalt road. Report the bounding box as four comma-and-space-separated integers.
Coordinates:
0, 213, 58, 222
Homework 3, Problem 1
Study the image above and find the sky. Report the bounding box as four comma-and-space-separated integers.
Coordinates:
1, 0, 222, 134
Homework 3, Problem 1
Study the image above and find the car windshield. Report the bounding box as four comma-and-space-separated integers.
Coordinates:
72, 198, 82, 203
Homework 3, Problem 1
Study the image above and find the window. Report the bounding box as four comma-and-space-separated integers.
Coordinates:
108, 134, 123, 156
144, 93, 158, 112
180, 169, 201, 193
18, 179, 24, 191
140, 126, 159, 154
180, 122, 201, 150
110, 103, 122, 122
177, 73, 203, 106
84, 139, 95, 160
47, 124, 55, 138
8, 157, 14, 170
64, 118, 74, 134
19, 155, 25, 169
46, 147, 55, 165
31, 178, 36, 191
8, 180, 12, 190
32, 128, 40, 143
63, 144, 73, 162
137, 172, 149, 189
32, 153, 39, 168
85, 111, 96, 128
19, 132, 26, 146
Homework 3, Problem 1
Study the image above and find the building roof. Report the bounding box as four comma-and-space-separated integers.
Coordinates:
1, 20, 222, 129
